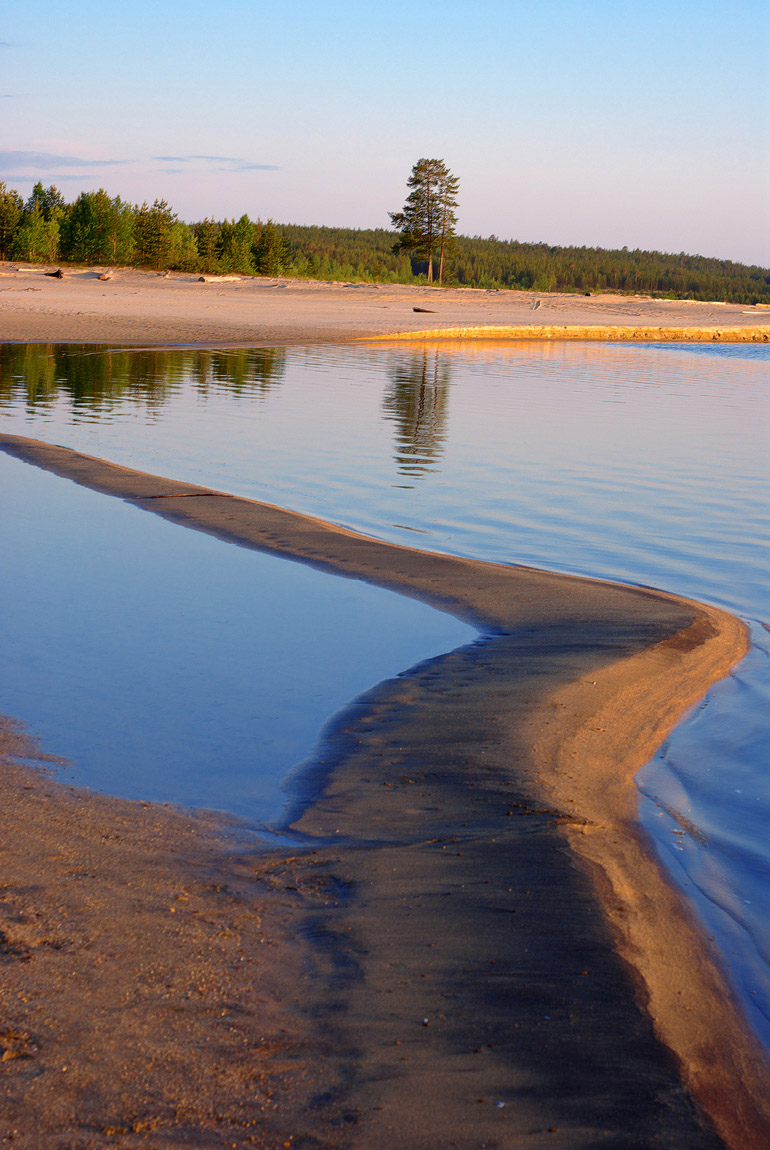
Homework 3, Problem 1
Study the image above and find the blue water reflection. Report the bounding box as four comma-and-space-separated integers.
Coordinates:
0, 450, 474, 824
0, 339, 768, 1049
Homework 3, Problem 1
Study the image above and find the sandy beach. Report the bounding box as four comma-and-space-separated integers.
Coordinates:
0, 263, 768, 346
1, 286, 769, 1147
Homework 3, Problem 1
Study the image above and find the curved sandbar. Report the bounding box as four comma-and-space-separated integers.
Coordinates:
0, 432, 767, 1147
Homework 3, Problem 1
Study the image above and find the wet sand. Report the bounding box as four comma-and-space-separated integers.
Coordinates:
0, 432, 767, 1148
0, 263, 768, 346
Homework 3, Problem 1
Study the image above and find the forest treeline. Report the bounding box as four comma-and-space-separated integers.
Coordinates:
281, 224, 770, 304
1, 181, 768, 304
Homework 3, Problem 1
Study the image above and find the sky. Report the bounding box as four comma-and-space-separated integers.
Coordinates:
1, 0, 768, 265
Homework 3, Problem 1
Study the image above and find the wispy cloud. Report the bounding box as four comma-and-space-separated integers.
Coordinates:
154, 154, 232, 162
30, 173, 103, 181
0, 149, 125, 171
18, 172, 107, 182
153, 153, 278, 171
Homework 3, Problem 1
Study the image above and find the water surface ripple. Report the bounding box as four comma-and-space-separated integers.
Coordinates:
1, 339, 768, 1050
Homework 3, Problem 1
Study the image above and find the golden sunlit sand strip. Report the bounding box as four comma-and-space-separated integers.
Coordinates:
362, 323, 770, 342
0, 431, 767, 1147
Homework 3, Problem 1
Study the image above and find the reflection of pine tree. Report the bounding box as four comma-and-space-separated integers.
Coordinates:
383, 350, 452, 478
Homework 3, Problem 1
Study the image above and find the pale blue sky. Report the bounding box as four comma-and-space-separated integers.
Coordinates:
2, 0, 768, 264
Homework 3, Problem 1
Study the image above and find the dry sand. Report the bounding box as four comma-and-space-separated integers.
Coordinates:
0, 433, 767, 1149
0, 263, 768, 346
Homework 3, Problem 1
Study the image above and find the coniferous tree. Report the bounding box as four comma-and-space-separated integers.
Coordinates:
0, 176, 766, 302
437, 170, 460, 284
217, 214, 256, 273
0, 182, 24, 258
12, 182, 64, 262
252, 220, 292, 275
166, 222, 199, 271
192, 218, 221, 273
14, 202, 60, 262
390, 159, 460, 283
107, 196, 136, 264
133, 199, 177, 268
26, 181, 65, 222
61, 189, 117, 263
58, 189, 134, 264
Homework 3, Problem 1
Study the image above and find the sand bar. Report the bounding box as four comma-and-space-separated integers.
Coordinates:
1, 264, 769, 345
0, 431, 767, 1148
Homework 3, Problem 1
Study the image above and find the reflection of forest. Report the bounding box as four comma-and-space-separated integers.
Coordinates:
383, 350, 452, 478
0, 345, 286, 411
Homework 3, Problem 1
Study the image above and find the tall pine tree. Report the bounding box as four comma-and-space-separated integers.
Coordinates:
390, 159, 459, 283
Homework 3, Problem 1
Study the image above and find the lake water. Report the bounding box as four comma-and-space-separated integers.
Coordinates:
0, 340, 768, 1049
0, 448, 474, 825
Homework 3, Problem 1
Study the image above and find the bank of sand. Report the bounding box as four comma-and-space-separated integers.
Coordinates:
0, 263, 769, 345
0, 433, 768, 1149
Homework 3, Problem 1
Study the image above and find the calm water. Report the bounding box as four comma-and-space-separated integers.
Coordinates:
0, 448, 474, 824
0, 340, 768, 1046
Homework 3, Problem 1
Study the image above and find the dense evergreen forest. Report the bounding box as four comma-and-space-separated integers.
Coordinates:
1, 181, 768, 304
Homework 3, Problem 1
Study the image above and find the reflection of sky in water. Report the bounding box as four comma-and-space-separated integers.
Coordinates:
0, 339, 768, 1047
0, 450, 474, 825
1, 341, 764, 607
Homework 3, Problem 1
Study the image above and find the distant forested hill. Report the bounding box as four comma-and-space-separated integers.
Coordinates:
2, 180, 768, 303
281, 223, 770, 304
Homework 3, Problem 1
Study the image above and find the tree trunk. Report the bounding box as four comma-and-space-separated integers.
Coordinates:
438, 191, 449, 285
426, 172, 433, 282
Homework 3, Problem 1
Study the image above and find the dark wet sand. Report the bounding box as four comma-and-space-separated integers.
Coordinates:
0, 432, 767, 1149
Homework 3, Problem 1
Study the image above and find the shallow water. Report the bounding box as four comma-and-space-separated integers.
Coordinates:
0, 449, 474, 825
1, 340, 768, 1046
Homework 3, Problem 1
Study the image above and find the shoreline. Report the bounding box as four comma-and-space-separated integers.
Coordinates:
363, 323, 768, 342
1, 264, 768, 347
0, 432, 767, 1147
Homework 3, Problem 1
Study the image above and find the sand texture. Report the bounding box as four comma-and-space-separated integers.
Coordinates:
1, 264, 768, 346
0, 432, 767, 1149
